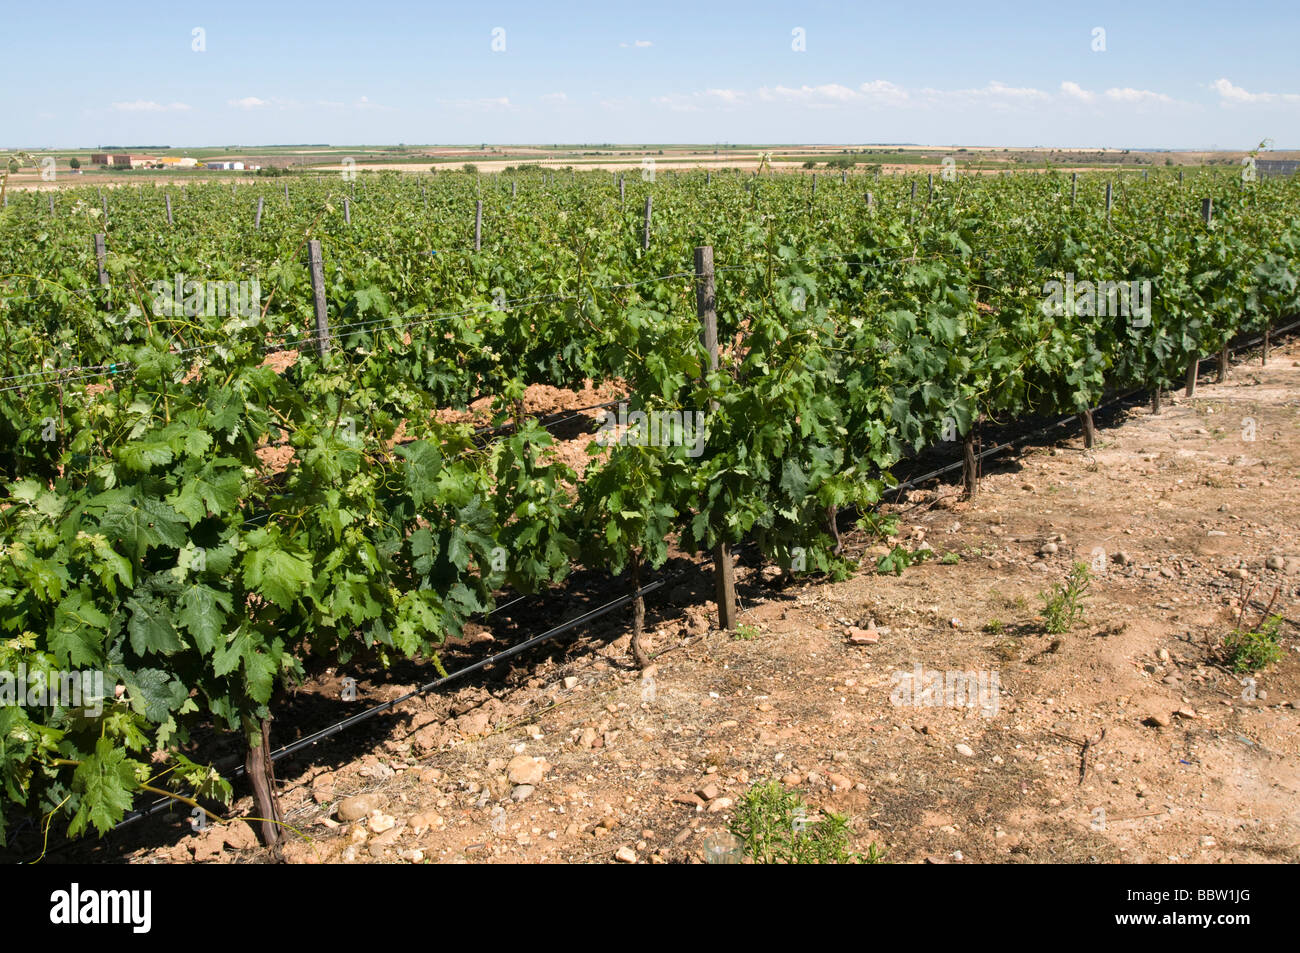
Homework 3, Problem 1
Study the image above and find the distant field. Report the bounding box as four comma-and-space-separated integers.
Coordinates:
5, 143, 1296, 189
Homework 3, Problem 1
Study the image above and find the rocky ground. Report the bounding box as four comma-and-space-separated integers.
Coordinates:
112, 340, 1300, 864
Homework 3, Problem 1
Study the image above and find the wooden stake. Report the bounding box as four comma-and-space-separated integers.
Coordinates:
306, 240, 330, 357
1105, 182, 1113, 224
696, 245, 736, 631
343, 196, 350, 225
165, 193, 172, 226
962, 430, 979, 500
629, 549, 650, 669
642, 195, 652, 251
474, 199, 482, 251
1185, 359, 1198, 397
254, 197, 264, 230
1078, 408, 1096, 448
1152, 386, 1162, 415
1218, 345, 1229, 383
1071, 172, 1077, 205
93, 233, 109, 308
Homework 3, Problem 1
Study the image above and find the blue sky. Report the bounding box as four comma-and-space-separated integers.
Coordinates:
3, 0, 1297, 148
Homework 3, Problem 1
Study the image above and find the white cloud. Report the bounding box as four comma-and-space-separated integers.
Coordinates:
228, 96, 268, 109
113, 100, 191, 112
620, 40, 653, 47
1060, 81, 1096, 103
758, 83, 861, 104
859, 80, 910, 106
540, 92, 568, 104
1104, 87, 1174, 104
1210, 78, 1300, 104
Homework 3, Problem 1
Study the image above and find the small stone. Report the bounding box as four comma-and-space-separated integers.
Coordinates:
1265, 555, 1284, 571
1038, 542, 1059, 556
826, 772, 853, 790
512, 784, 535, 801
1156, 648, 1170, 662
955, 743, 975, 757
310, 772, 335, 804
563, 676, 579, 690
1147, 712, 1171, 727
696, 783, 720, 802
706, 797, 734, 813
337, 792, 384, 822
507, 755, 549, 786
615, 846, 637, 863
846, 625, 879, 645
367, 810, 396, 834
781, 772, 803, 787
1175, 708, 1197, 719
1113, 551, 1132, 566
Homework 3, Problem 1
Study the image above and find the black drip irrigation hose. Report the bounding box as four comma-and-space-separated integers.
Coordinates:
885, 316, 1300, 499
45, 315, 1300, 851
108, 575, 673, 833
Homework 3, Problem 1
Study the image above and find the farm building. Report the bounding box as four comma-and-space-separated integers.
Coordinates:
89, 153, 156, 168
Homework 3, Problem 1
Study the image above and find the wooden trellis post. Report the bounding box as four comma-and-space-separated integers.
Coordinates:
306, 240, 330, 357
695, 245, 736, 631
93, 233, 109, 309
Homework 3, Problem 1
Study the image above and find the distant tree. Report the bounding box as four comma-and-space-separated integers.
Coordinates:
69, 157, 81, 170
462, 163, 478, 174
